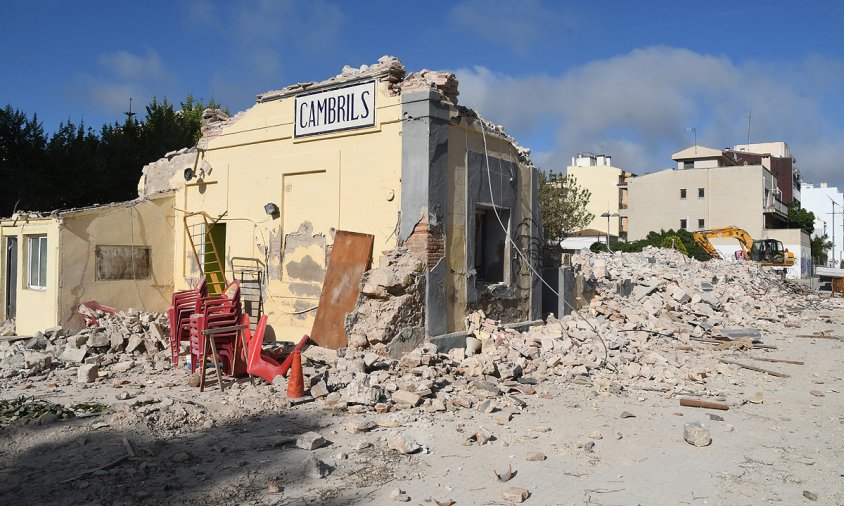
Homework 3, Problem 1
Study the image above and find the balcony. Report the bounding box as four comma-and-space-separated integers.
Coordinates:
763, 198, 788, 217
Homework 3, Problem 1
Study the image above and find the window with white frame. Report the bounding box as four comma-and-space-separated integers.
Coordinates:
27, 235, 47, 289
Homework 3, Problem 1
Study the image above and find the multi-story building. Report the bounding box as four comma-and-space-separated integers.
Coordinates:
801, 181, 844, 267
564, 153, 634, 246
732, 141, 801, 205
626, 144, 809, 278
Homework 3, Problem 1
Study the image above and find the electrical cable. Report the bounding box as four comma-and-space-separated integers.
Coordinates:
477, 117, 612, 370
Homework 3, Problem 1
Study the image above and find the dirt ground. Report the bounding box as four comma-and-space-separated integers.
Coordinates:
1, 307, 843, 505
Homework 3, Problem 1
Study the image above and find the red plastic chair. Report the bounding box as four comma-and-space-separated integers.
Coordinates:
168, 279, 208, 366
241, 314, 310, 383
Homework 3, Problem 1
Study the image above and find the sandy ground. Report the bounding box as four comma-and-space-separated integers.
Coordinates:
1, 308, 843, 505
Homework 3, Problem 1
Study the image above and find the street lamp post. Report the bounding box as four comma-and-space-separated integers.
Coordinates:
601, 211, 619, 252
828, 196, 841, 267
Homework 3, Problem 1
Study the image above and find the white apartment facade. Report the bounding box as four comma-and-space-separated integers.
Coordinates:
801, 181, 844, 267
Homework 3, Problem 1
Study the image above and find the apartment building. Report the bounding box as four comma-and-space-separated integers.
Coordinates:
564, 153, 634, 247
627, 144, 809, 278
802, 181, 844, 267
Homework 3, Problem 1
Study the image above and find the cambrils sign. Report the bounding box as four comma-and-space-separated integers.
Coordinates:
294, 80, 376, 137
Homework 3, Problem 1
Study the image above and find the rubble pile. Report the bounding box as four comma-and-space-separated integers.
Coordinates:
345, 248, 426, 352
0, 306, 171, 381
572, 246, 822, 334
0, 319, 14, 337
297, 247, 842, 413
399, 69, 460, 105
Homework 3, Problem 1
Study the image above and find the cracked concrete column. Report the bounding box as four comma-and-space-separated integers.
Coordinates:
400, 90, 450, 336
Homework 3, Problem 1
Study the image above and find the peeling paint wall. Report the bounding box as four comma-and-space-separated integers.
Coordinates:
58, 194, 175, 333
0, 194, 175, 335
172, 77, 404, 340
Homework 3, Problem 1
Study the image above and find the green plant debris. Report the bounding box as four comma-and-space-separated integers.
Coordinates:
131, 399, 160, 408
0, 396, 102, 427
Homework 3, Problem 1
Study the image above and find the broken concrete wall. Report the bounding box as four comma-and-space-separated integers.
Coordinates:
58, 194, 175, 334
137, 149, 206, 198
345, 247, 425, 353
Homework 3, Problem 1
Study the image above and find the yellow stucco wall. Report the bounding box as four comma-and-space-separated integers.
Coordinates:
172, 79, 403, 341
56, 194, 175, 333
0, 218, 60, 334
567, 165, 624, 236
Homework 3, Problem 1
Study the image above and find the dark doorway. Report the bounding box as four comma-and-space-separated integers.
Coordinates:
5, 237, 17, 319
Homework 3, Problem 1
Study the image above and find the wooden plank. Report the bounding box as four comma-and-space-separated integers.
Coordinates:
748, 356, 804, 365
718, 358, 790, 378
679, 398, 729, 410
310, 231, 374, 349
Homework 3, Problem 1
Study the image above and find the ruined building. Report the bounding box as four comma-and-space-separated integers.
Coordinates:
1, 57, 542, 343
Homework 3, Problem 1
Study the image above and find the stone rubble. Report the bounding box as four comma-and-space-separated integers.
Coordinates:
0, 306, 171, 381
286, 247, 844, 420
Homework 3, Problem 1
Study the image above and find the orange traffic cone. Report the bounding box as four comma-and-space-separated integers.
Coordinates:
287, 350, 305, 399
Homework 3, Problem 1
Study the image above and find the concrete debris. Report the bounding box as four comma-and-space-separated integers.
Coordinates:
525, 452, 546, 461
345, 247, 425, 353
387, 432, 421, 454
238, 244, 844, 419
389, 488, 410, 502
304, 455, 332, 479
258, 55, 406, 103
296, 431, 328, 450
683, 421, 712, 447
501, 487, 530, 503
77, 364, 99, 384
0, 320, 15, 337
0, 306, 169, 381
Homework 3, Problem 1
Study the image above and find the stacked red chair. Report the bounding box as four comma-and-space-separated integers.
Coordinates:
167, 279, 208, 367
187, 281, 246, 377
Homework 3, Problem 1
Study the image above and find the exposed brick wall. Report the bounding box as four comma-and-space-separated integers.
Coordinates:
404, 220, 444, 270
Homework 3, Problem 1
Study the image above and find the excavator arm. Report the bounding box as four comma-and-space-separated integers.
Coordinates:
692, 226, 754, 260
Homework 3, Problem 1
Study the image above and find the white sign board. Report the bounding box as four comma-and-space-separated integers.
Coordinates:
294, 80, 376, 137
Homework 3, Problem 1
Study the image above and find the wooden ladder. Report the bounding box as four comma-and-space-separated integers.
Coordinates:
184, 212, 227, 295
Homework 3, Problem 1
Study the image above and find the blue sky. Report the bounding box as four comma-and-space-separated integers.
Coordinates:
2, 0, 843, 187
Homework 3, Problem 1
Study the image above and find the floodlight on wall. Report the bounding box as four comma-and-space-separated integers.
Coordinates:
264, 203, 279, 216
183, 167, 195, 181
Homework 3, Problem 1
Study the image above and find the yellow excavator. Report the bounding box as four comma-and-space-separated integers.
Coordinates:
692, 226, 795, 267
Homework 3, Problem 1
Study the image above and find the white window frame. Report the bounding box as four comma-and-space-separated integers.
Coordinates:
27, 235, 48, 290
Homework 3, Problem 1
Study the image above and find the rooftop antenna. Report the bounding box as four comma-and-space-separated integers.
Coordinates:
746, 108, 751, 146
124, 98, 136, 121
684, 127, 697, 152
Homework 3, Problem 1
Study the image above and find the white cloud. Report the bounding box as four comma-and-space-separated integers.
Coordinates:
72, 48, 174, 121
454, 46, 844, 187
98, 48, 165, 81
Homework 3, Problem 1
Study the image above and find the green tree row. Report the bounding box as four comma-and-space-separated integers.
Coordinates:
590, 229, 713, 261
0, 95, 223, 217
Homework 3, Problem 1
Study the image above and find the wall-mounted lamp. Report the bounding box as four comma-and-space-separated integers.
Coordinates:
184, 167, 206, 182
264, 203, 279, 216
